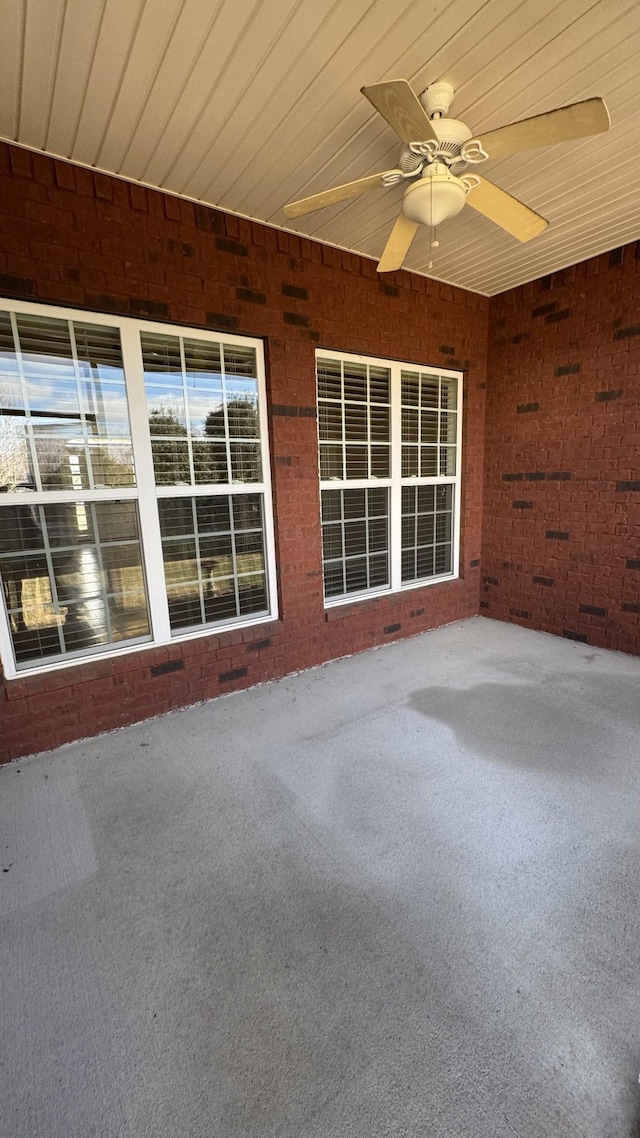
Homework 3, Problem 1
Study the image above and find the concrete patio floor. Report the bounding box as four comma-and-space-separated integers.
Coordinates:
2, 616, 640, 1137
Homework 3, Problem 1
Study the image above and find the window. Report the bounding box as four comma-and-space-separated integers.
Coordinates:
317, 350, 461, 603
0, 300, 276, 677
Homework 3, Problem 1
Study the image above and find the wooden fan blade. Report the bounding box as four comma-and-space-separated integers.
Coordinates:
361, 79, 438, 144
466, 177, 548, 242
377, 211, 419, 273
480, 97, 610, 159
283, 171, 396, 219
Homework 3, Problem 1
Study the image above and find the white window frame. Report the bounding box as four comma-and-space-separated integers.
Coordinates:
317, 348, 462, 607
0, 297, 278, 680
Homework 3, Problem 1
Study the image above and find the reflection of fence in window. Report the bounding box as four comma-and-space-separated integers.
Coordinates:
158, 494, 268, 631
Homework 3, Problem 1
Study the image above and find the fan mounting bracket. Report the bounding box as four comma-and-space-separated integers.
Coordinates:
421, 82, 455, 119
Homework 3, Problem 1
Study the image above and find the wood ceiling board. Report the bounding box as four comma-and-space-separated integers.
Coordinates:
44, 0, 107, 157
165, 0, 309, 195
180, 0, 342, 203
139, 0, 275, 186
94, 0, 187, 173
112, 0, 224, 179
209, 0, 422, 215
0, 2, 24, 140
18, 0, 66, 149
462, 0, 638, 130
70, 0, 147, 165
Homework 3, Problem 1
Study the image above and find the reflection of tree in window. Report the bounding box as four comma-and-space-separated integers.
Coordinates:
204, 398, 260, 483
148, 409, 190, 484
149, 400, 260, 485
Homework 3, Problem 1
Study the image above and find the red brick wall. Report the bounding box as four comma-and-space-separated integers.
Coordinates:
482, 246, 640, 654
0, 143, 488, 762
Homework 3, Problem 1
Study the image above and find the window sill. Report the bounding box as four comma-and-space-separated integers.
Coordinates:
324, 572, 457, 620
6, 611, 279, 682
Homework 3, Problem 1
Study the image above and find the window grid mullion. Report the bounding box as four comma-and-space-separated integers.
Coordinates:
10, 310, 42, 493
89, 501, 115, 644
229, 498, 242, 618
36, 503, 66, 656
190, 496, 207, 627
119, 321, 171, 644
389, 362, 402, 591
67, 320, 95, 492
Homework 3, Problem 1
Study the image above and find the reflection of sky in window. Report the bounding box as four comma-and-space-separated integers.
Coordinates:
8, 376, 133, 438
186, 391, 224, 435
184, 370, 223, 391
226, 378, 257, 399
143, 369, 184, 389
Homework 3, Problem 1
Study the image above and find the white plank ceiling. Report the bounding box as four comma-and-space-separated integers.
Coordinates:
1, 0, 639, 295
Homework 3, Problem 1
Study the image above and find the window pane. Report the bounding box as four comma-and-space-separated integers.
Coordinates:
369, 367, 390, 404
142, 332, 262, 487
370, 446, 390, 479
0, 311, 134, 493
400, 372, 459, 483
157, 494, 268, 634
317, 358, 342, 401
320, 487, 389, 600
319, 444, 343, 481
0, 500, 150, 667
401, 481, 454, 584
343, 362, 367, 402
318, 359, 391, 483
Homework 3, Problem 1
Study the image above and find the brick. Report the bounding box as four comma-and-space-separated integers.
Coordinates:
246, 637, 272, 652
283, 311, 310, 327
533, 576, 555, 587
545, 531, 569, 541
595, 389, 623, 402
282, 283, 308, 300
563, 630, 588, 643
206, 311, 239, 330
216, 236, 248, 257
218, 666, 248, 684
0, 272, 34, 296
512, 500, 533, 509
150, 659, 185, 676
236, 287, 265, 304
579, 604, 606, 617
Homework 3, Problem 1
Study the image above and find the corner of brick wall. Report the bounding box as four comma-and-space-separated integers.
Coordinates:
481, 245, 640, 655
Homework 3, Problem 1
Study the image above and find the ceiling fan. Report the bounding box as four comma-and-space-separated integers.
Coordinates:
283, 80, 610, 272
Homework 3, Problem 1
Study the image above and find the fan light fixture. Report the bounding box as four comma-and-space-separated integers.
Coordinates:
402, 165, 479, 228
